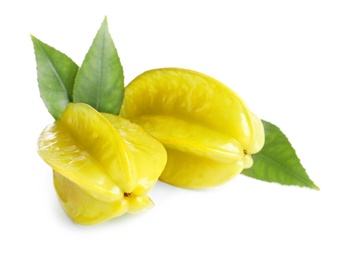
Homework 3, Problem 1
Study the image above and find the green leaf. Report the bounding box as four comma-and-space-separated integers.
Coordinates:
31, 35, 78, 119
73, 16, 124, 115
242, 120, 319, 190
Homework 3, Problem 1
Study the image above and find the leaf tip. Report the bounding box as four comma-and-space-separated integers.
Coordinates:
102, 16, 108, 27
30, 34, 37, 43
312, 183, 320, 191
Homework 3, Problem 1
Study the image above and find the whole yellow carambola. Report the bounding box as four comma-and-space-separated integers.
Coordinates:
120, 68, 265, 188
38, 103, 167, 225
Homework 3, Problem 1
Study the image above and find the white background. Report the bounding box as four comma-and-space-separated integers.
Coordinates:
1, 0, 340, 259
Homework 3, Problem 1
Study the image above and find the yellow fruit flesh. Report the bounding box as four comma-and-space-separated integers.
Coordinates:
161, 149, 244, 188
101, 113, 167, 195
54, 171, 153, 225
249, 112, 265, 154
120, 68, 265, 188
39, 122, 123, 202
133, 115, 244, 163
121, 68, 257, 149
54, 171, 129, 225
38, 103, 167, 224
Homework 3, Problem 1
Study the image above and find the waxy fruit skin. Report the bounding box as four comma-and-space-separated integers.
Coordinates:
38, 103, 167, 225
120, 68, 265, 188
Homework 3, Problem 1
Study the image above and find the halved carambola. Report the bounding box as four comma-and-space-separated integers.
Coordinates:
38, 103, 167, 225
120, 68, 265, 188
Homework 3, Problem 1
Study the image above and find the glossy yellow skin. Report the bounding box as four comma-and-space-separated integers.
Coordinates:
120, 68, 265, 188
38, 103, 167, 225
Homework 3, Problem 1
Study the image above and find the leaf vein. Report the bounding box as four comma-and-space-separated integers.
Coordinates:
36, 42, 68, 98
256, 152, 315, 188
